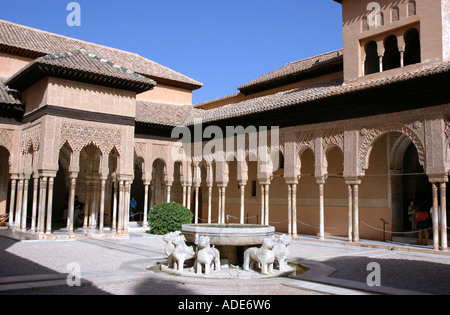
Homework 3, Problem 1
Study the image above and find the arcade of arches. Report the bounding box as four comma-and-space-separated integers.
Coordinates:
1, 105, 450, 252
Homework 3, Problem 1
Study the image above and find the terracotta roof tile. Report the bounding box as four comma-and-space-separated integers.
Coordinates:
0, 19, 203, 90
238, 49, 343, 93
185, 61, 450, 125
0, 77, 22, 106
136, 100, 197, 127
6, 50, 156, 93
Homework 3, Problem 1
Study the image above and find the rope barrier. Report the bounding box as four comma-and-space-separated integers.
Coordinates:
294, 219, 346, 230
360, 220, 433, 234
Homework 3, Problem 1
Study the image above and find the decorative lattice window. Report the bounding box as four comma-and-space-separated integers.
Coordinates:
392, 7, 400, 22
362, 16, 370, 31
408, 1, 416, 17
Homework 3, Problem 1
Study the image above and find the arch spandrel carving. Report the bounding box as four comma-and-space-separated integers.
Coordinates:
358, 121, 426, 175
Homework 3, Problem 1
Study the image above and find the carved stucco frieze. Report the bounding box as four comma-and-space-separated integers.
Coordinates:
0, 128, 15, 152
358, 121, 426, 175
295, 130, 315, 155
60, 122, 122, 155
21, 123, 41, 153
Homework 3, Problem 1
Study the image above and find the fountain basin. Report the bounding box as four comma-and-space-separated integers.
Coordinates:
182, 224, 275, 247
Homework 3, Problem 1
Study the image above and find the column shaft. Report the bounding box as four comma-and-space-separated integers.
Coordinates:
432, 183, 440, 250
348, 185, 353, 242
21, 178, 30, 231
292, 184, 297, 237
31, 177, 38, 231
45, 177, 54, 234
67, 177, 76, 234
240, 184, 245, 224
352, 184, 360, 242
319, 182, 325, 241
288, 184, 292, 235
208, 186, 212, 224
143, 184, 149, 228
8, 179, 16, 227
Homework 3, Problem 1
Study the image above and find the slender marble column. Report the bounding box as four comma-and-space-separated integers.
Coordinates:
38, 177, 47, 234
31, 177, 38, 232
143, 183, 149, 228
182, 185, 187, 207
45, 177, 54, 235
288, 184, 292, 235
67, 176, 77, 235
89, 182, 98, 229
240, 184, 245, 224
117, 180, 124, 232
432, 183, 440, 250
83, 181, 90, 229
260, 185, 265, 225
352, 184, 360, 243
194, 186, 199, 224
21, 178, 30, 231
208, 186, 212, 224
318, 181, 325, 241
15, 179, 24, 229
8, 179, 16, 228
112, 181, 118, 232
166, 185, 172, 203
124, 181, 131, 233
440, 183, 448, 251
221, 187, 226, 224
99, 179, 106, 233
292, 184, 297, 237
348, 185, 353, 242
218, 187, 222, 224
264, 185, 269, 226
186, 186, 192, 210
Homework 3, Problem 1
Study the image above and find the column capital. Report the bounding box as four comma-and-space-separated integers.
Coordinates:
344, 177, 361, 185
285, 177, 299, 185
428, 174, 449, 184
316, 175, 327, 185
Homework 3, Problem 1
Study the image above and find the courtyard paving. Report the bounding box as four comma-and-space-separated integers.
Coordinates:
0, 227, 449, 296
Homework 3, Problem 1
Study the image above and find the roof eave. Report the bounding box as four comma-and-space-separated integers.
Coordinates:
6, 62, 156, 94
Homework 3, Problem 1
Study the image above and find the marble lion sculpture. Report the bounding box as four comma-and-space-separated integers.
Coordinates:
195, 236, 221, 275
171, 233, 195, 272
273, 234, 292, 271
243, 236, 275, 275
163, 231, 182, 268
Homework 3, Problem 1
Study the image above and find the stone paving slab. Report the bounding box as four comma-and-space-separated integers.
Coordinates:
1, 232, 449, 295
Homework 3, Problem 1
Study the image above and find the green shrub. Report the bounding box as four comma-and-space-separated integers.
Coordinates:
148, 202, 193, 235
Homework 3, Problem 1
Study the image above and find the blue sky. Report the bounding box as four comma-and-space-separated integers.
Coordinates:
0, 0, 343, 104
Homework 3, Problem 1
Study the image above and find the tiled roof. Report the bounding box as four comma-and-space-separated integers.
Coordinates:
185, 61, 450, 125
136, 100, 199, 127
0, 77, 22, 106
238, 50, 343, 94
0, 19, 203, 90
6, 50, 156, 93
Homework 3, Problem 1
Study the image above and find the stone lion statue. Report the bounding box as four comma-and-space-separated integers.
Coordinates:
195, 236, 221, 275
273, 234, 291, 271
163, 231, 182, 268
243, 236, 275, 275
171, 233, 195, 272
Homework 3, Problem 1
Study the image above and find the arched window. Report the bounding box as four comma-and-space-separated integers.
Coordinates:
407, 1, 416, 17
377, 11, 385, 27
383, 35, 401, 71
391, 6, 400, 22
365, 41, 379, 75
362, 16, 369, 31
404, 28, 421, 66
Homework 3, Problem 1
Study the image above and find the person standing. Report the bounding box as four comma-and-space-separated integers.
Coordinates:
408, 199, 419, 232
416, 208, 430, 246
130, 196, 138, 222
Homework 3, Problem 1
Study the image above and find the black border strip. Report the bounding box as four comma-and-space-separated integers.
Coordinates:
22, 105, 136, 126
